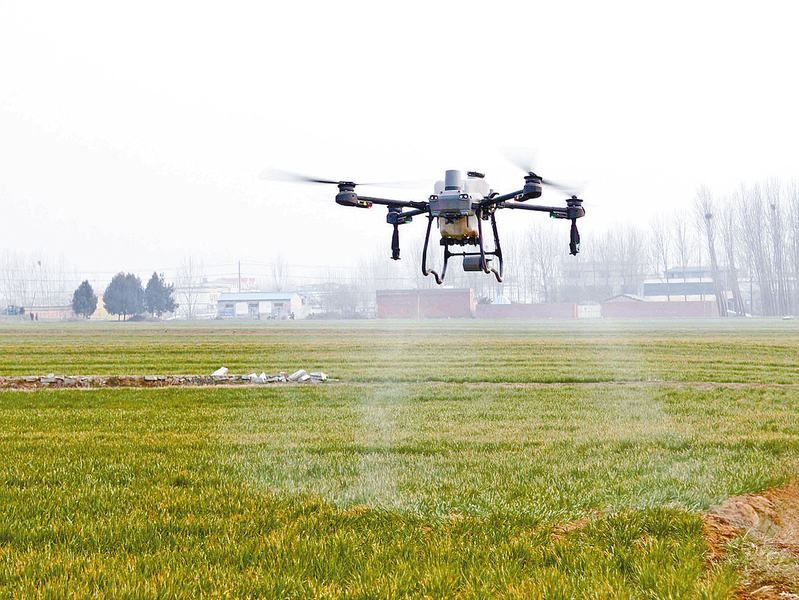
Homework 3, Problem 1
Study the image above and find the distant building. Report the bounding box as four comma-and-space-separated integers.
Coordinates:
642, 266, 734, 316
601, 294, 718, 318
643, 266, 721, 301
174, 277, 260, 320
216, 292, 303, 319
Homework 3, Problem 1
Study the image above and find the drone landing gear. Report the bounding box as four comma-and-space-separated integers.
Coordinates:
422, 211, 504, 284
422, 215, 445, 284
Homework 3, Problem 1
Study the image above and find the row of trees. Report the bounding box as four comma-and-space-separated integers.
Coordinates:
300, 178, 799, 317
5, 179, 797, 319
691, 180, 799, 316
503, 178, 799, 315
0, 252, 75, 307
71, 272, 177, 320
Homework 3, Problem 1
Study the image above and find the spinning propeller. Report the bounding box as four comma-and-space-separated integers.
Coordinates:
259, 169, 420, 189
499, 147, 583, 197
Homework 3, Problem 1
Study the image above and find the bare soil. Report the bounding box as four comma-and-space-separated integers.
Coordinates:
704, 486, 799, 598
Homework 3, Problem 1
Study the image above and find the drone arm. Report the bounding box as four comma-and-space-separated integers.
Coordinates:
394, 206, 429, 219
357, 196, 428, 210
499, 201, 585, 256
497, 201, 585, 220
479, 187, 540, 208
497, 201, 566, 215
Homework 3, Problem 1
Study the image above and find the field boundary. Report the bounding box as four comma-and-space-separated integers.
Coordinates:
1, 375, 796, 391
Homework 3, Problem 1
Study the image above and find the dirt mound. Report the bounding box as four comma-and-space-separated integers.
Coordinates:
704, 485, 799, 598
0, 371, 330, 390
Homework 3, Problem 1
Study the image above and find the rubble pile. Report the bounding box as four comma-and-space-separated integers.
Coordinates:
0, 368, 330, 390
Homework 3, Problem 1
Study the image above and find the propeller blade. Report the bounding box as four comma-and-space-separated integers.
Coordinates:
499, 146, 539, 175
542, 179, 582, 194
259, 168, 428, 190
498, 148, 586, 196
258, 169, 347, 185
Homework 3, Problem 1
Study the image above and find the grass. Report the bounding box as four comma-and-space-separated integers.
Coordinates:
1, 318, 797, 383
1, 319, 798, 597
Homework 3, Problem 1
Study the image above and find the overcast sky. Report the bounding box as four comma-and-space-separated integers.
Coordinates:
1, 1, 798, 286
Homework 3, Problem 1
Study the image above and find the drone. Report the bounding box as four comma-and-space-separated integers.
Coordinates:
263, 165, 585, 284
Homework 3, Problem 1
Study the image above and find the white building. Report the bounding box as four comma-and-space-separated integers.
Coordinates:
216, 292, 303, 319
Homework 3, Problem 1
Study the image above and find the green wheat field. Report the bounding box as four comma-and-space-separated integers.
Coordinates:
1, 319, 798, 598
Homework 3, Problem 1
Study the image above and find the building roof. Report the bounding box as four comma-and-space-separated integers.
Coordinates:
604, 293, 647, 303
218, 292, 299, 302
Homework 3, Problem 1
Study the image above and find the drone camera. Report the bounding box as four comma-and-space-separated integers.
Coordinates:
429, 170, 474, 218
429, 190, 472, 218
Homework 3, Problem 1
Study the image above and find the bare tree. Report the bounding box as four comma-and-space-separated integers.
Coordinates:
650, 214, 672, 300
787, 179, 799, 314
175, 256, 205, 320
270, 253, 291, 292
718, 191, 745, 314
524, 220, 561, 302
693, 186, 728, 316
737, 183, 778, 315
0, 251, 74, 308
671, 210, 695, 300
765, 179, 790, 315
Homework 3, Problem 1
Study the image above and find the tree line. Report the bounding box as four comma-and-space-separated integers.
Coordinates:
72, 272, 177, 320
311, 178, 799, 317
4, 178, 797, 319
480, 177, 799, 316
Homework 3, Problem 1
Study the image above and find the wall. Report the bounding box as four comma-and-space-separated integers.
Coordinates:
376, 289, 474, 318
600, 300, 718, 318
475, 303, 578, 319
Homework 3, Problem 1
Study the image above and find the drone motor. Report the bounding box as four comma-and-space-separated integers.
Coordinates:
334, 182, 372, 208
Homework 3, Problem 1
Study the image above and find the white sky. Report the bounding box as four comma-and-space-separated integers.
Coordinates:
1, 0, 798, 286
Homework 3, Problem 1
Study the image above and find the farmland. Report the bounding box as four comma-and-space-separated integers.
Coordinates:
1, 319, 798, 598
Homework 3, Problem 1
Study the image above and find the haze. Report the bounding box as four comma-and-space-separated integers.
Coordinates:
1, 1, 797, 291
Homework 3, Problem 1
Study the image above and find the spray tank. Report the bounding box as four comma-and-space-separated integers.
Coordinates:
428, 170, 489, 241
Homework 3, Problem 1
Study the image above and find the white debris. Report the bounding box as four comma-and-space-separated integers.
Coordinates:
287, 369, 307, 382
208, 368, 329, 385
